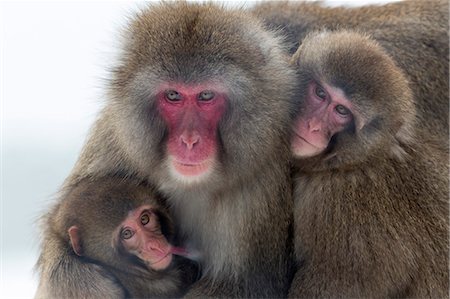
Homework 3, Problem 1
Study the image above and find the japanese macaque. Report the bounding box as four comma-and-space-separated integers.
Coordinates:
253, 0, 449, 144
40, 178, 198, 298
288, 30, 448, 298
36, 2, 296, 298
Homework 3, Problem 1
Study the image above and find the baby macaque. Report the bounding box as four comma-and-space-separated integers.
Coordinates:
53, 178, 199, 298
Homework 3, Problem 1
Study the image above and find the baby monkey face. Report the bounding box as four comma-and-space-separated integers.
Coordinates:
119, 205, 173, 271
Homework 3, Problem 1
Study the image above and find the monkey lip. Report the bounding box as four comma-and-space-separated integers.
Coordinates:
172, 159, 212, 176
292, 132, 326, 158
294, 131, 321, 149
170, 246, 189, 256
148, 252, 173, 271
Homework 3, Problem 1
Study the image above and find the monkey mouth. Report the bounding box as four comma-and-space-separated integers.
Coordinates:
292, 132, 325, 158
170, 246, 189, 256
293, 131, 320, 148
171, 246, 202, 261
172, 159, 212, 177
147, 252, 173, 271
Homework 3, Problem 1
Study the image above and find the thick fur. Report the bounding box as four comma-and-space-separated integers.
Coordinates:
289, 31, 449, 298
253, 0, 449, 144
36, 2, 297, 298
37, 178, 195, 299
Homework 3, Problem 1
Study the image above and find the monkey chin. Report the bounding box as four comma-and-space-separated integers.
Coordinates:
146, 253, 173, 271
168, 157, 215, 184
291, 135, 325, 158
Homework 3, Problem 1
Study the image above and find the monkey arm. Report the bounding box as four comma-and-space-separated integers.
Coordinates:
35, 229, 126, 299
289, 157, 449, 299
288, 232, 416, 299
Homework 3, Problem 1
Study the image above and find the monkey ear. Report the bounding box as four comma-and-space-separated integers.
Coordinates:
68, 226, 83, 256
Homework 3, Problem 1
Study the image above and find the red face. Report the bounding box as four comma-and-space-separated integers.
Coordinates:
291, 81, 354, 158
119, 205, 172, 271
157, 82, 227, 182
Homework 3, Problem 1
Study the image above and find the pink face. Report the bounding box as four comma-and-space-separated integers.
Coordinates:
157, 83, 227, 180
119, 205, 172, 271
291, 81, 354, 158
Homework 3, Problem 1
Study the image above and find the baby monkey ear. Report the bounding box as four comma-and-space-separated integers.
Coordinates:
68, 226, 83, 256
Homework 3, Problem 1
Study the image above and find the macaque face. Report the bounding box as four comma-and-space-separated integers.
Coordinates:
291, 81, 354, 158
119, 205, 173, 271
157, 82, 227, 182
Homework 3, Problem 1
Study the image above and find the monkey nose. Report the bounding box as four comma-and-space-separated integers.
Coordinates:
308, 119, 322, 133
181, 133, 200, 150
148, 240, 169, 255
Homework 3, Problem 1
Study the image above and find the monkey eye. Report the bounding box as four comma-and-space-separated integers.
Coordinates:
121, 228, 134, 240
140, 212, 150, 225
335, 105, 351, 116
198, 90, 215, 101
314, 85, 327, 100
165, 90, 181, 102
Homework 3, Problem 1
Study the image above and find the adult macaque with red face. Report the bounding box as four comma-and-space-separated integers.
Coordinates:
158, 85, 227, 180
288, 31, 448, 298
36, 2, 296, 298
48, 178, 199, 299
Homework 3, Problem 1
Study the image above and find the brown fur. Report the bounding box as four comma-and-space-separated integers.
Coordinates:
253, 0, 449, 144
36, 2, 297, 298
288, 30, 449, 298
37, 178, 196, 299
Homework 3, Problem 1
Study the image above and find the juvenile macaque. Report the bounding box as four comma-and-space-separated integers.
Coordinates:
50, 178, 199, 298
288, 31, 448, 298
253, 0, 449, 142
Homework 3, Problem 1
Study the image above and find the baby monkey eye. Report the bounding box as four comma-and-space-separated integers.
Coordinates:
165, 90, 181, 101
121, 228, 134, 240
314, 85, 327, 100
335, 105, 350, 116
198, 90, 215, 101
140, 212, 150, 225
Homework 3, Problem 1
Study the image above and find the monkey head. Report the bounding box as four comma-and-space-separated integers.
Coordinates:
63, 180, 175, 273
114, 204, 172, 270
105, 2, 296, 190
290, 31, 415, 170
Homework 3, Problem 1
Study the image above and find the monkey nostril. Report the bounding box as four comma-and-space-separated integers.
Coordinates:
181, 135, 200, 150
306, 117, 324, 133
308, 123, 321, 133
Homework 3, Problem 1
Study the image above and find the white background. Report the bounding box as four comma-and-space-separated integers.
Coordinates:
1, 1, 397, 298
